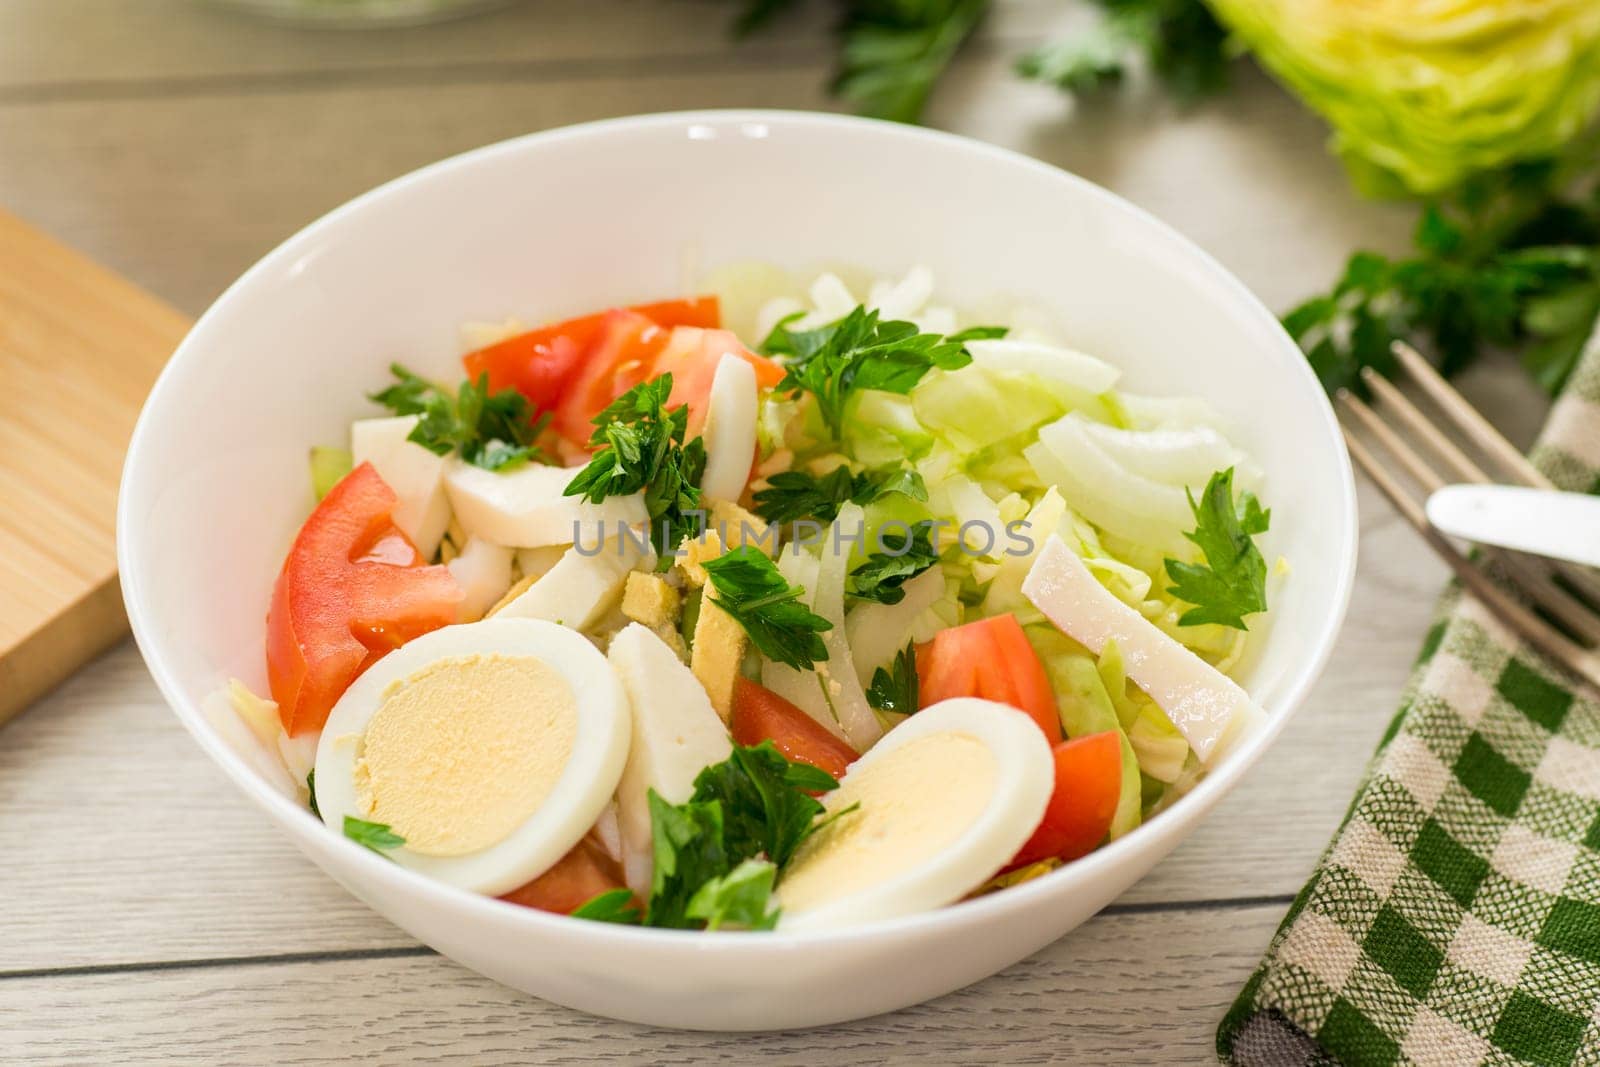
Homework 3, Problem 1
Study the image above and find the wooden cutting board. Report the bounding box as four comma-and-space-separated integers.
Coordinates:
0, 211, 189, 725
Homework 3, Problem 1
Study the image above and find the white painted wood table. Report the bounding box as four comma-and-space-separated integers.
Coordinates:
0, 2, 1554, 1062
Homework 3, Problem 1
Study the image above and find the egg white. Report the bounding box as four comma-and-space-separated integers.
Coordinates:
699, 354, 758, 502
775, 698, 1054, 931
313, 616, 632, 895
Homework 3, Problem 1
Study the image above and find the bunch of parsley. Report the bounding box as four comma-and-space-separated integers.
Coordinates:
1284, 155, 1600, 396
728, 0, 1231, 123
575, 742, 850, 930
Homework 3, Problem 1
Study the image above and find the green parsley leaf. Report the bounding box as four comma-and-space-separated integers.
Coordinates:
1017, 0, 1231, 104
306, 769, 320, 819
866, 642, 919, 714
834, 0, 989, 123
1284, 152, 1600, 396
370, 364, 550, 471
944, 325, 1009, 343
645, 790, 730, 929
1162, 468, 1271, 630
701, 546, 832, 670
767, 306, 978, 436
563, 374, 708, 561
637, 742, 842, 930
690, 741, 840, 868
343, 816, 405, 857
571, 887, 643, 925
751, 465, 927, 525
848, 521, 941, 604
685, 858, 780, 931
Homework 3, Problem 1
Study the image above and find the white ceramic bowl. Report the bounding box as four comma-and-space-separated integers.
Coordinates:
118, 110, 1356, 1030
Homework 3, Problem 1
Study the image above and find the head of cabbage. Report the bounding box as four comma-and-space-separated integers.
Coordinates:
1205, 0, 1600, 195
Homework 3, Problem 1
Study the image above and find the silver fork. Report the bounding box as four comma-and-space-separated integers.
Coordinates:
1338, 342, 1600, 690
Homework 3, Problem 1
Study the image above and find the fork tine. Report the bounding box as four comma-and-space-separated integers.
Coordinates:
1389, 343, 1600, 608
1343, 428, 1600, 689
1342, 392, 1600, 644
1339, 389, 1449, 491
1344, 391, 1600, 643
1359, 366, 1489, 485
1391, 343, 1553, 489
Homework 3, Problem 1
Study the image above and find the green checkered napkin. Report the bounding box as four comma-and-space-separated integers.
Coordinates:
1218, 340, 1600, 1067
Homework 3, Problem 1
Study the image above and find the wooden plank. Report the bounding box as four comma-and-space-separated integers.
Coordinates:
0, 903, 1284, 1064
0, 213, 189, 725
0, 0, 1074, 94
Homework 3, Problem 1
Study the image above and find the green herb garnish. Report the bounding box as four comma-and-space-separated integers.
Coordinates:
751, 465, 926, 525
570, 887, 643, 925
684, 858, 780, 931
689, 743, 841, 868
1283, 157, 1600, 395
343, 816, 405, 857
764, 306, 982, 436
847, 521, 940, 605
575, 742, 844, 931
563, 374, 708, 561
1016, 0, 1231, 104
306, 769, 320, 819
700, 546, 832, 670
866, 642, 920, 714
1162, 468, 1271, 630
370, 364, 550, 471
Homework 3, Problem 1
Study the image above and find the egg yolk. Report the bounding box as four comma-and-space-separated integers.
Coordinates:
355, 653, 577, 857
776, 732, 997, 911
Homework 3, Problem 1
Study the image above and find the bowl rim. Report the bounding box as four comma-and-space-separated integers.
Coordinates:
118, 108, 1358, 951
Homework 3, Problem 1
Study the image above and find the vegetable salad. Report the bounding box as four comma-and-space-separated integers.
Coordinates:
235, 265, 1279, 932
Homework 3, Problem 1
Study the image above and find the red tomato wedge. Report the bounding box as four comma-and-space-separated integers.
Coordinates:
650, 327, 787, 439
1008, 731, 1123, 868
266, 463, 462, 735
730, 676, 859, 780
500, 835, 632, 915
916, 613, 1063, 743
462, 297, 721, 414
551, 309, 674, 446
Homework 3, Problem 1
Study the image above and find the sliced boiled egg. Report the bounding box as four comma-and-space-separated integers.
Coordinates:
1022, 534, 1263, 764
699, 354, 758, 502
608, 623, 733, 891
494, 535, 653, 632
444, 460, 647, 548
774, 698, 1053, 931
351, 415, 451, 558
446, 536, 515, 622
313, 617, 631, 895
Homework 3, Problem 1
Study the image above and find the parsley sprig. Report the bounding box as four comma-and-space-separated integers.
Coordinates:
764, 306, 988, 437
727, 0, 1227, 123
847, 521, 941, 605
343, 816, 405, 857
1016, 0, 1231, 104
1284, 155, 1600, 395
700, 546, 832, 670
370, 365, 550, 471
1162, 468, 1271, 630
752, 465, 926, 526
866, 642, 919, 714
577, 742, 844, 931
563, 375, 708, 561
